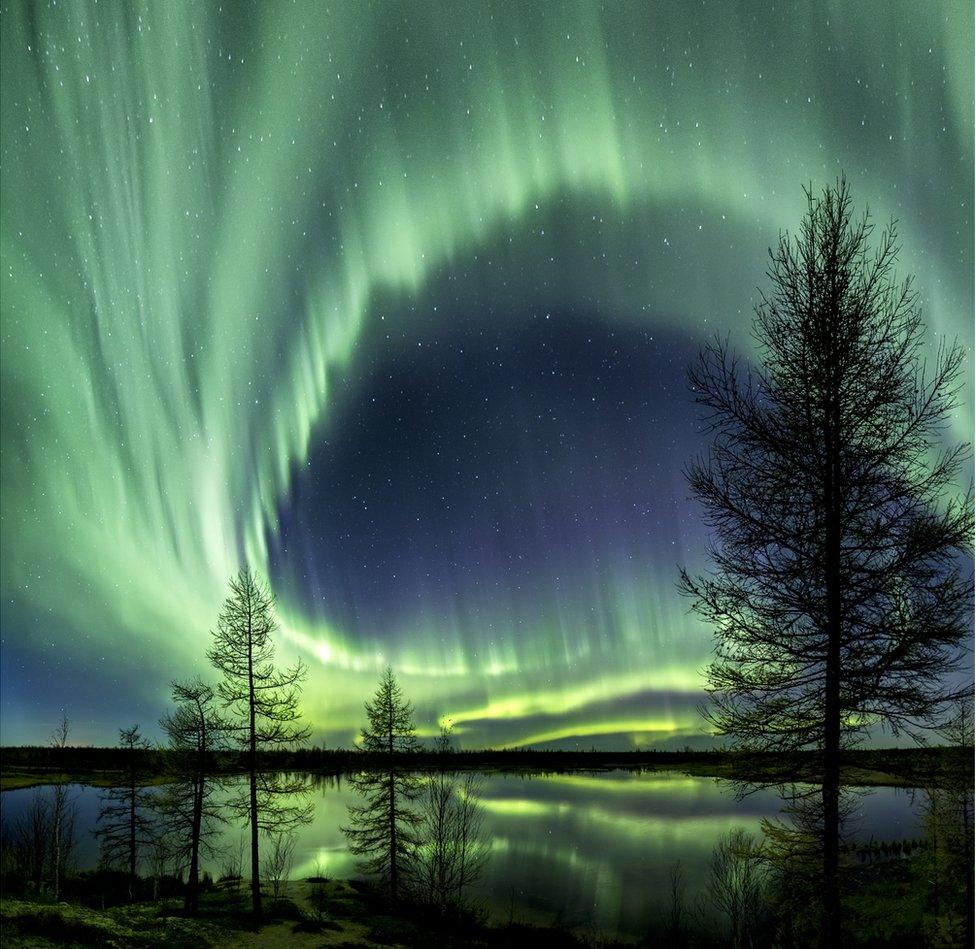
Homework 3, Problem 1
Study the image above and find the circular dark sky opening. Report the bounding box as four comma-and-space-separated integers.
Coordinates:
268, 301, 705, 641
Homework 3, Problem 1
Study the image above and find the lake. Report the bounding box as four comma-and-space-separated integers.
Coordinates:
0, 770, 921, 939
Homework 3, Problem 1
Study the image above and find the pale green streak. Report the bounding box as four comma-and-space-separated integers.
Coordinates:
1, 0, 970, 743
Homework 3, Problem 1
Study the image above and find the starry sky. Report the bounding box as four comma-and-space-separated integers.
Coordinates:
1, 1, 972, 748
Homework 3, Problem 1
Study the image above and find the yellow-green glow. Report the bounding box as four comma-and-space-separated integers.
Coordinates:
1, 0, 971, 745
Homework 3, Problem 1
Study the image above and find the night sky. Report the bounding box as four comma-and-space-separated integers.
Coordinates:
1, 1, 972, 748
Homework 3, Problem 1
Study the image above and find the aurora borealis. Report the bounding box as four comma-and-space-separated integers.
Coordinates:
1, 1, 972, 748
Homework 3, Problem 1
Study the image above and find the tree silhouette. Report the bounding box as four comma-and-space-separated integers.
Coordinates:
414, 772, 489, 914
11, 791, 50, 892
706, 829, 768, 948
680, 179, 973, 944
158, 678, 227, 914
207, 568, 311, 918
93, 725, 154, 900
342, 667, 421, 900
48, 710, 77, 902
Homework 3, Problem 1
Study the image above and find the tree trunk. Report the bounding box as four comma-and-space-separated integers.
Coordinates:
388, 769, 397, 899
823, 669, 841, 946
52, 787, 62, 901
129, 772, 137, 901
186, 716, 207, 914
248, 621, 262, 918
964, 793, 974, 946
387, 709, 398, 901
823, 530, 842, 945
822, 358, 842, 947
186, 772, 203, 914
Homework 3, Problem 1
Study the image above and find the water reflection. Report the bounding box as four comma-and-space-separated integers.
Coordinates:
0, 770, 919, 938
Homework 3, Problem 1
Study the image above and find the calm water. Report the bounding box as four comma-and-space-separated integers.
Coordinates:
0, 770, 920, 938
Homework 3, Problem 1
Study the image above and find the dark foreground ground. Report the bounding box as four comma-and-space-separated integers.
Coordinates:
0, 857, 964, 949
2, 878, 537, 949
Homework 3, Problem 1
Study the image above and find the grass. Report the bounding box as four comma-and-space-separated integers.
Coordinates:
0, 878, 633, 948
0, 897, 226, 947
2, 860, 967, 949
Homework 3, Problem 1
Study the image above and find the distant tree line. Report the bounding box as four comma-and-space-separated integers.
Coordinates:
5, 742, 970, 787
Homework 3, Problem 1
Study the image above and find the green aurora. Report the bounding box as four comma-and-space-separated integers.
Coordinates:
1, 0, 972, 746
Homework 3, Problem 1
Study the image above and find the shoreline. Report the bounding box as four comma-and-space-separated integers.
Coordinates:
2, 745, 970, 793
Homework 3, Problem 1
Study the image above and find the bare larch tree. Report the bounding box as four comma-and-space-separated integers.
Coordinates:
94, 725, 155, 900
49, 709, 77, 901
680, 179, 973, 945
207, 568, 311, 918
158, 677, 227, 914
415, 771, 488, 914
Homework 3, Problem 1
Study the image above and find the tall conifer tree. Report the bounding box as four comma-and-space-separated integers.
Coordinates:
343, 667, 421, 899
207, 568, 311, 918
681, 180, 973, 944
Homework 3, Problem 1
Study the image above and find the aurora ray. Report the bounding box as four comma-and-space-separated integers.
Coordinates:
1, 0, 971, 746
